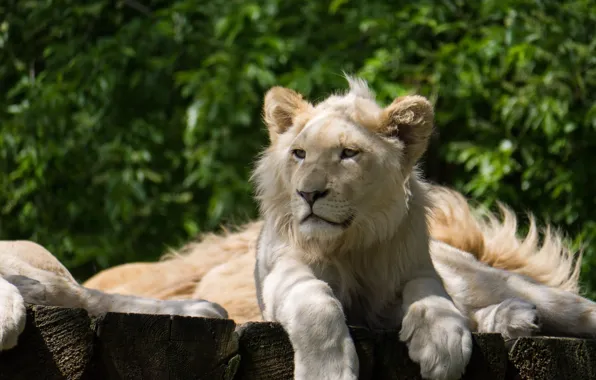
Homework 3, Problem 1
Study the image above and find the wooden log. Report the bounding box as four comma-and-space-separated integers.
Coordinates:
0, 305, 94, 380
509, 336, 596, 380
3, 305, 596, 379
93, 311, 239, 380
463, 333, 510, 380
235, 322, 294, 380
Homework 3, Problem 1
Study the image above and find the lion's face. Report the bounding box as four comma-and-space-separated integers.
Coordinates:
253, 76, 434, 244
281, 113, 397, 239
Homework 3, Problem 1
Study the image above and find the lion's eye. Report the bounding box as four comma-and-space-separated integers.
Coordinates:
292, 149, 306, 159
340, 148, 359, 159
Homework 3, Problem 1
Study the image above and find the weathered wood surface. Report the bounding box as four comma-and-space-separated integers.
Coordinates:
0, 305, 94, 380
94, 311, 239, 380
1, 305, 596, 380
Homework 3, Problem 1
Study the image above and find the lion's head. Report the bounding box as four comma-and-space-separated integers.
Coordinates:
252, 76, 434, 251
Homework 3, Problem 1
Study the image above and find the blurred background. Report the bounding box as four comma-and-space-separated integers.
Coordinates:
1, 1, 595, 296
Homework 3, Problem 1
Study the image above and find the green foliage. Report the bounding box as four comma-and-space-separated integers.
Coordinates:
1, 0, 595, 296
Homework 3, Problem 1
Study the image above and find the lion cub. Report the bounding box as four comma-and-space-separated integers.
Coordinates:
252, 76, 471, 380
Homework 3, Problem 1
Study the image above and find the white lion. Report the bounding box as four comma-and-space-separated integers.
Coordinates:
249, 78, 474, 380
2, 77, 596, 380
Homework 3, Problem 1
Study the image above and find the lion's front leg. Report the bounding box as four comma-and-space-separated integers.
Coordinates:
261, 257, 358, 380
400, 275, 473, 380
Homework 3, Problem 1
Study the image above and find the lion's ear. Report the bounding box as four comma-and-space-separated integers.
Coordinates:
379, 95, 434, 171
263, 86, 312, 144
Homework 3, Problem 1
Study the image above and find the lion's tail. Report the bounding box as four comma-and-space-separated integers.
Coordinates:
428, 185, 582, 294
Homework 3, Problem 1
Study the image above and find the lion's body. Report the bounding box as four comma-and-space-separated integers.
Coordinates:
82, 186, 582, 324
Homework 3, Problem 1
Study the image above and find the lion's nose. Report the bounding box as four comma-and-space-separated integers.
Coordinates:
297, 189, 329, 207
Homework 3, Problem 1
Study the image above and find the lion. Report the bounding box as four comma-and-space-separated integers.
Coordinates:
2, 77, 596, 380
248, 77, 476, 380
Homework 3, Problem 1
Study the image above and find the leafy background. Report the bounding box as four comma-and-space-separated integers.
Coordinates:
1, 0, 595, 297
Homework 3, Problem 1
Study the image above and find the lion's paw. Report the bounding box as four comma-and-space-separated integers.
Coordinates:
0, 279, 27, 351
293, 337, 359, 380
400, 302, 472, 380
476, 298, 540, 342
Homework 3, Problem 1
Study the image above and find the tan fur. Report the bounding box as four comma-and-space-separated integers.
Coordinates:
192, 251, 261, 323
378, 95, 435, 170
263, 87, 315, 144
83, 221, 264, 322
